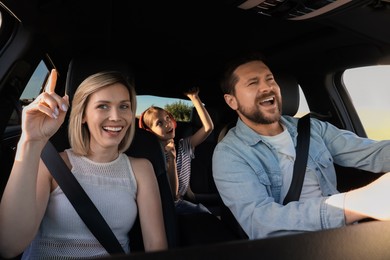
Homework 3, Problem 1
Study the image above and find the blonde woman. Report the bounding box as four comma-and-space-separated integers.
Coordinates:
0, 70, 167, 258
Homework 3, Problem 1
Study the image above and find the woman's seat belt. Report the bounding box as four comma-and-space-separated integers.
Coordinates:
41, 141, 125, 255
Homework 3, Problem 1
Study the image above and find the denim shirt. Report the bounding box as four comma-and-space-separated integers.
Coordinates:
212, 116, 390, 239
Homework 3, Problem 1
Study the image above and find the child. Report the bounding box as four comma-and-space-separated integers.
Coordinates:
139, 87, 214, 215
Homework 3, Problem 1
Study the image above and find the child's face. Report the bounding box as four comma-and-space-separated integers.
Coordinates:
149, 110, 175, 141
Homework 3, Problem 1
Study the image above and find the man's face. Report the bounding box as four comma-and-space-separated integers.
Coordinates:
224, 60, 282, 125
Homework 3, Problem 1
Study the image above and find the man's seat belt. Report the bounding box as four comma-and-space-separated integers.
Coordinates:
41, 141, 125, 255
283, 113, 311, 205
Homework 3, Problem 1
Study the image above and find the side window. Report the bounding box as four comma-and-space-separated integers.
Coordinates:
8, 60, 49, 126
343, 65, 390, 140
296, 86, 310, 117
137, 95, 194, 122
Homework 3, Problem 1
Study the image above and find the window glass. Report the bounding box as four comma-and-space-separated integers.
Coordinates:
21, 60, 49, 102
138, 87, 310, 121
8, 60, 49, 125
343, 65, 390, 140
137, 95, 194, 122
296, 86, 310, 117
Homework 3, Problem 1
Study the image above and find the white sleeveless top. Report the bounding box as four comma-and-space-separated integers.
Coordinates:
22, 149, 138, 259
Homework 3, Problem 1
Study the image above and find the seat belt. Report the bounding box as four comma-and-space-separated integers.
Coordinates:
41, 141, 125, 255
283, 113, 311, 205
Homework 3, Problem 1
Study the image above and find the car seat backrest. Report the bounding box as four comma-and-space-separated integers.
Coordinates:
188, 107, 218, 187
186, 106, 221, 214
65, 57, 134, 104
275, 72, 300, 117
62, 56, 178, 251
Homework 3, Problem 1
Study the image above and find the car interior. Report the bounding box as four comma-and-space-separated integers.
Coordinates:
1, 0, 390, 259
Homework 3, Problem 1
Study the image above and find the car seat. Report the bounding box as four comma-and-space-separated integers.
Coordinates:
185, 106, 222, 215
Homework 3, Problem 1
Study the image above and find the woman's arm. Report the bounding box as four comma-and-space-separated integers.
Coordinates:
0, 69, 69, 258
185, 87, 214, 148
0, 141, 53, 258
132, 157, 168, 252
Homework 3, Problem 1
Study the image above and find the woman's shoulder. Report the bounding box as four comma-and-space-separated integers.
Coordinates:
128, 156, 152, 165
127, 156, 154, 177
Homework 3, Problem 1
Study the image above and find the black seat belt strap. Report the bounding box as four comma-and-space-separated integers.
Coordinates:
283, 113, 311, 205
41, 141, 125, 255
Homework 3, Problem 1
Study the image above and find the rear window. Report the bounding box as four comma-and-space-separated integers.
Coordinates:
137, 95, 194, 122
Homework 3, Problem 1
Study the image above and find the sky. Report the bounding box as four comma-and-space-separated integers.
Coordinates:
342, 65, 390, 140
136, 95, 193, 116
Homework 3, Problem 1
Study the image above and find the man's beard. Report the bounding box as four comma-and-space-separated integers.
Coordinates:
237, 97, 282, 125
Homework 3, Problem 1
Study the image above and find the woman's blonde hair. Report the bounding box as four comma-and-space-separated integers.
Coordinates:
68, 71, 136, 156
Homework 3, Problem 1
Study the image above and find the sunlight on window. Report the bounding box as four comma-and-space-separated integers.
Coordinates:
137, 95, 193, 119
296, 86, 310, 117
343, 65, 390, 140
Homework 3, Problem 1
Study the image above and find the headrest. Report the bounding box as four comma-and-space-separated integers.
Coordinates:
275, 72, 299, 116
65, 56, 133, 104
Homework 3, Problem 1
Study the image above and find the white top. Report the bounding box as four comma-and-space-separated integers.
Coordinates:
261, 125, 322, 203
22, 149, 138, 259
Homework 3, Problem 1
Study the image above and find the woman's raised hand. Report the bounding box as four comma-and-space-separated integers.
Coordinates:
21, 69, 69, 142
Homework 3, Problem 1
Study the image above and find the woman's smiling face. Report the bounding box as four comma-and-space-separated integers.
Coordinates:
82, 83, 132, 151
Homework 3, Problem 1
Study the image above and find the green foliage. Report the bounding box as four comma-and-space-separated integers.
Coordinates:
165, 101, 192, 122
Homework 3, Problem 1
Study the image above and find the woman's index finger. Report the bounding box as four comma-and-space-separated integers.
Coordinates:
44, 69, 58, 93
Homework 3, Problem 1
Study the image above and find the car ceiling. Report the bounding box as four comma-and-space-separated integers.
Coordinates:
2, 0, 390, 106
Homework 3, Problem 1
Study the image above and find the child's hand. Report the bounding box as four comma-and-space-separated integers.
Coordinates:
165, 139, 176, 159
184, 87, 199, 99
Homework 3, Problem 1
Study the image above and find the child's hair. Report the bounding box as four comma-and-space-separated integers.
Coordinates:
139, 106, 177, 131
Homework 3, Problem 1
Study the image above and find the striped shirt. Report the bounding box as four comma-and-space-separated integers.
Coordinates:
166, 137, 194, 198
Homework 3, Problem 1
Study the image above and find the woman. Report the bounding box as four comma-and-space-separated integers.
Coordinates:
0, 69, 167, 258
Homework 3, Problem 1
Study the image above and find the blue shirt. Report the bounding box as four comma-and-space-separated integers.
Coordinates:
212, 116, 390, 239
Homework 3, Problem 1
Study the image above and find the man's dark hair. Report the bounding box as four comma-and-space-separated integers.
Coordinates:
220, 52, 267, 95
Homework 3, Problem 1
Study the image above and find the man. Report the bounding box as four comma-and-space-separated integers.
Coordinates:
212, 52, 390, 240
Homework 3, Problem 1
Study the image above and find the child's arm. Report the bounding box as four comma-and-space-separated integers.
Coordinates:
164, 139, 179, 199
185, 87, 214, 148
